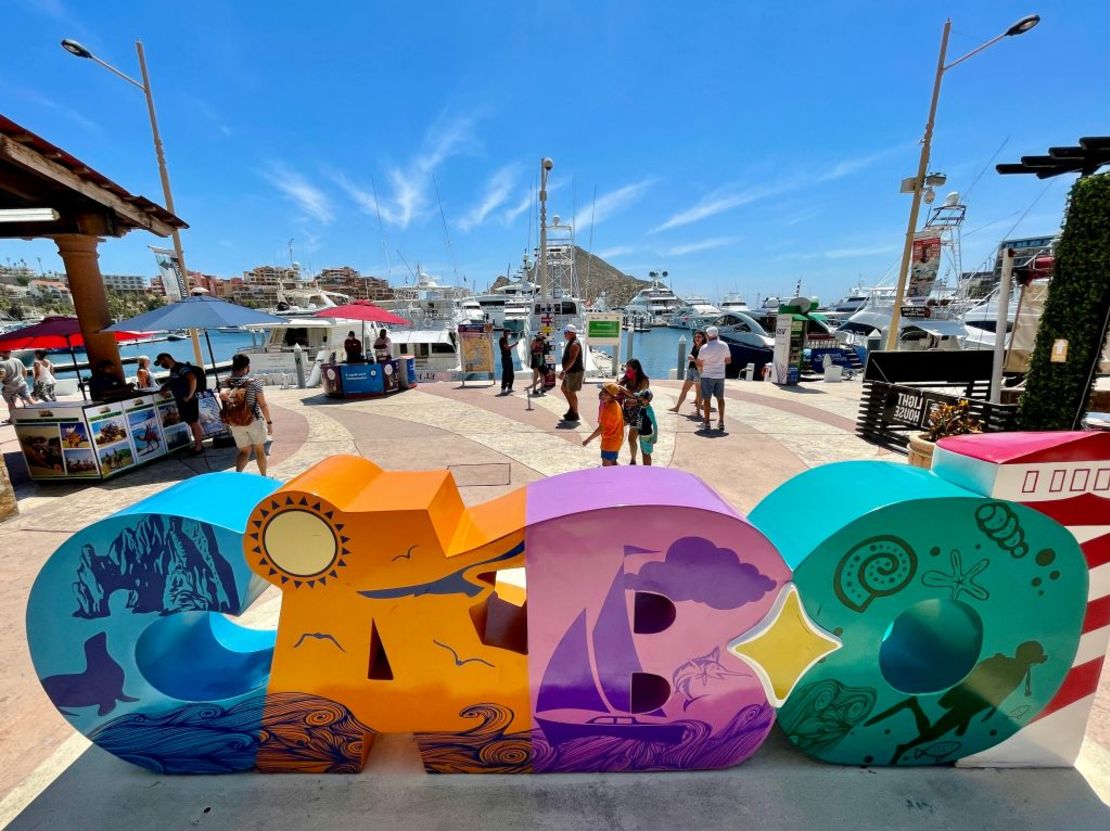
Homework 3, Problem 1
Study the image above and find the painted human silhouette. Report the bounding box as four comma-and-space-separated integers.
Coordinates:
864, 641, 1047, 764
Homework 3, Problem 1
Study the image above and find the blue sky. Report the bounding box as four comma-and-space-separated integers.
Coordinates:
2, 0, 1107, 303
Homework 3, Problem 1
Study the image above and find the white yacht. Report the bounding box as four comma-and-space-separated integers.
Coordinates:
824, 285, 871, 318
625, 272, 683, 327
833, 288, 968, 351
266, 283, 348, 318
241, 315, 460, 379
718, 293, 750, 313
667, 296, 722, 330
385, 271, 471, 329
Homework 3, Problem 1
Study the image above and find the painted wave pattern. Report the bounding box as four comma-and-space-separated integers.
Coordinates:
415, 702, 775, 774
90, 692, 374, 774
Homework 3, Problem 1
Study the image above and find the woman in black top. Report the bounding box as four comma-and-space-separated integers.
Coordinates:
669, 330, 706, 413
618, 358, 652, 464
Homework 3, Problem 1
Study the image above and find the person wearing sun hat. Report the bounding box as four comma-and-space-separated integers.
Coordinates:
582, 382, 624, 466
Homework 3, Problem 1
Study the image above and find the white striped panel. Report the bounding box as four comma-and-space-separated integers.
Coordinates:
1074, 629, 1110, 666
1089, 561, 1110, 601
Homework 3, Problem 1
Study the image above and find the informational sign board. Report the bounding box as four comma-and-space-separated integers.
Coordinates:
585, 313, 622, 345
771, 315, 804, 385
458, 322, 495, 377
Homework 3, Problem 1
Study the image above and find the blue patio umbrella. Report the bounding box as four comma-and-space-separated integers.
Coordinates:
103, 296, 288, 388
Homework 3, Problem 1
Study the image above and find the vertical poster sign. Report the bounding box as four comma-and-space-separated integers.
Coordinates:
459, 323, 495, 376
909, 232, 942, 298
150, 246, 187, 302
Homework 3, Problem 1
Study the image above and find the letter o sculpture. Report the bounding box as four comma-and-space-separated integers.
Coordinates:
752, 461, 1087, 766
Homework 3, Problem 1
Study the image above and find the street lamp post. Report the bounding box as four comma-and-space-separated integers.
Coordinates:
538, 157, 553, 298
61, 38, 204, 367
884, 14, 1040, 351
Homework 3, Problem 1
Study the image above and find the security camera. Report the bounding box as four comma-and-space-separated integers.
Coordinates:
542, 158, 554, 170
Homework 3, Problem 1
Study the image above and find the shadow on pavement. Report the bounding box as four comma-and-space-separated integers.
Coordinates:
7, 730, 1108, 831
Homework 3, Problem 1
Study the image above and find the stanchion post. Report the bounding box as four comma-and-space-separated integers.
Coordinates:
677, 335, 687, 381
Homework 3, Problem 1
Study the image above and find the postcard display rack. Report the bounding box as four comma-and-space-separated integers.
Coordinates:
12, 391, 220, 481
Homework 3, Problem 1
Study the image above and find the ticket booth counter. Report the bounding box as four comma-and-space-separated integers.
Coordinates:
321, 356, 417, 399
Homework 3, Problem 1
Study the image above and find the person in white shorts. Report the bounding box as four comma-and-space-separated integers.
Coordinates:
696, 326, 731, 431
225, 354, 272, 475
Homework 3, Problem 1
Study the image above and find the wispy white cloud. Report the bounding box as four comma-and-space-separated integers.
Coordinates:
573, 180, 654, 229
0, 79, 101, 133
825, 244, 898, 259
665, 236, 737, 256
597, 245, 634, 259
339, 114, 477, 229
458, 164, 518, 232
262, 163, 333, 224
652, 143, 906, 234
503, 188, 534, 223
652, 183, 790, 233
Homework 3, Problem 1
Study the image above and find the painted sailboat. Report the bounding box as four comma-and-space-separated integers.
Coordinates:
534, 569, 685, 747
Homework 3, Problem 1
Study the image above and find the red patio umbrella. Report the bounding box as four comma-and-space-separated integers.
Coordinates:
313, 301, 412, 359
0, 316, 152, 399
311, 301, 411, 326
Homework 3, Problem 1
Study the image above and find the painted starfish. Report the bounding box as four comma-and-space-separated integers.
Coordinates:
922, 549, 990, 602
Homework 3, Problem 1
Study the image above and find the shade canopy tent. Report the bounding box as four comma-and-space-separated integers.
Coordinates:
312, 301, 411, 326
105, 296, 288, 387
0, 316, 150, 399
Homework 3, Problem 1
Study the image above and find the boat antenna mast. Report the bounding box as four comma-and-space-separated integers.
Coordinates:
432, 172, 461, 288
583, 184, 597, 304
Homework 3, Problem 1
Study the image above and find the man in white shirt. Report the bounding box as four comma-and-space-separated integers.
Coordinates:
695, 326, 731, 431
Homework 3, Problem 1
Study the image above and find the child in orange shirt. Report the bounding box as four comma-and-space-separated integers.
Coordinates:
582, 383, 625, 466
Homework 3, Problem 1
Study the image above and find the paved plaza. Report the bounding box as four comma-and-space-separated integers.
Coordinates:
1, 378, 1108, 829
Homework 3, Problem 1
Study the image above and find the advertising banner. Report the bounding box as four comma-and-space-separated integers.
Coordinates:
459, 323, 495, 376
151, 246, 187, 302
908, 232, 942, 298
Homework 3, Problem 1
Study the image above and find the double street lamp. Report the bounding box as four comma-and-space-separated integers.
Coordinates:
885, 14, 1041, 351
61, 38, 204, 365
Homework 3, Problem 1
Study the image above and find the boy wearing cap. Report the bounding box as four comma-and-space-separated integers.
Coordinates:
582, 382, 624, 466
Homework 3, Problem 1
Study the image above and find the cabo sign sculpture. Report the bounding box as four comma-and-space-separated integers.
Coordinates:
26, 432, 1109, 774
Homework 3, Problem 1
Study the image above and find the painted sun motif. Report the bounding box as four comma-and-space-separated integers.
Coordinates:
921, 549, 990, 603
248, 494, 351, 589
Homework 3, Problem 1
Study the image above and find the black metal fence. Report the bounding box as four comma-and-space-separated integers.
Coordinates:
857, 350, 1019, 451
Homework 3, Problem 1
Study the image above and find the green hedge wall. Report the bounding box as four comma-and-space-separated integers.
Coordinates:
1018, 172, 1110, 430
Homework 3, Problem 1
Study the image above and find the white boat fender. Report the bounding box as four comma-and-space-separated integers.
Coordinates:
306, 348, 328, 387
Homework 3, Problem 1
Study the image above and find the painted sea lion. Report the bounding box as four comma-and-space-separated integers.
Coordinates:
41, 632, 138, 717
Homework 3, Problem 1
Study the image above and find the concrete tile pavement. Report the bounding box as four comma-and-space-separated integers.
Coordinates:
1, 377, 1108, 827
